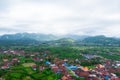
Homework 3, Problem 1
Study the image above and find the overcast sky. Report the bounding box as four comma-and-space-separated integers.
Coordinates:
0, 0, 120, 37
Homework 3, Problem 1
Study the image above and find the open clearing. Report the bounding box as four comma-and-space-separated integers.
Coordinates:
22, 63, 36, 67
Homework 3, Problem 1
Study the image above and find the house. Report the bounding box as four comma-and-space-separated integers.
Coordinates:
83, 54, 95, 59
111, 78, 120, 80
30, 54, 35, 57
12, 58, 18, 61
67, 65, 78, 70
61, 75, 73, 80
96, 64, 104, 69
89, 74, 97, 77
3, 62, 11, 67
87, 77, 99, 80
3, 59, 8, 62
40, 58, 43, 61
78, 72, 89, 78
3, 51, 8, 54
64, 59, 68, 62
52, 66, 59, 73
116, 63, 120, 67
33, 57, 39, 61
32, 65, 37, 70
1, 65, 9, 69
50, 64, 62, 74
12, 58, 20, 63
10, 50, 15, 53
61, 75, 68, 80
39, 66, 45, 71
45, 61, 51, 65
81, 67, 89, 71
104, 75, 110, 80
62, 62, 68, 66
105, 60, 111, 65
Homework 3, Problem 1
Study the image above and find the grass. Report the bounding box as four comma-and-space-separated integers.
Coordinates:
22, 76, 33, 80
22, 63, 36, 67
24, 67, 35, 74
87, 65, 96, 69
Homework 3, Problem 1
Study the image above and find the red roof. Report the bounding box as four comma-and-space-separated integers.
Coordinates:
33, 58, 39, 61
78, 72, 89, 77
32, 65, 37, 68
111, 78, 120, 80
12, 58, 18, 61
1, 66, 8, 69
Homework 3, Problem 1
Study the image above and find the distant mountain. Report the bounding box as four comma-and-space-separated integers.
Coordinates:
0, 33, 59, 41
0, 33, 120, 46
62, 35, 89, 40
0, 33, 88, 42
81, 35, 120, 46
56, 38, 75, 43
0, 38, 38, 46
0, 33, 60, 46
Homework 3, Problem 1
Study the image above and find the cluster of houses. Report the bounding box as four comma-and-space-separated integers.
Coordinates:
1, 58, 19, 69
0, 49, 25, 55
31, 64, 45, 71
45, 58, 120, 80
0, 49, 120, 80
0, 50, 25, 69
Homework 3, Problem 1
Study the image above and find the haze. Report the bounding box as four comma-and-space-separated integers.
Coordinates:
0, 0, 120, 37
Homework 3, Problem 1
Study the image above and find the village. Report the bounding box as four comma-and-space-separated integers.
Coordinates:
0, 48, 120, 80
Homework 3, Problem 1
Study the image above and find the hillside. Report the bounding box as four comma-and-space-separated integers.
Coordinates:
82, 35, 120, 46
0, 33, 59, 41
0, 33, 120, 46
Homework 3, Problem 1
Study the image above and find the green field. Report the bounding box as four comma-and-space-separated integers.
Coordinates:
22, 63, 36, 67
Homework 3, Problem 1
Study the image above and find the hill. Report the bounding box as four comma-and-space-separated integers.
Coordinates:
81, 35, 120, 46
0, 33, 120, 46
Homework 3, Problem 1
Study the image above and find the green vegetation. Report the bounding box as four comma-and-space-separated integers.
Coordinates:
0, 45, 120, 79
3, 65, 61, 80
115, 72, 120, 77
22, 63, 36, 67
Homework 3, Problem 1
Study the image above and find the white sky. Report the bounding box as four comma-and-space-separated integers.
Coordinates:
0, 0, 120, 37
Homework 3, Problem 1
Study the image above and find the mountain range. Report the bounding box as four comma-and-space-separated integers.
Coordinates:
0, 33, 120, 46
